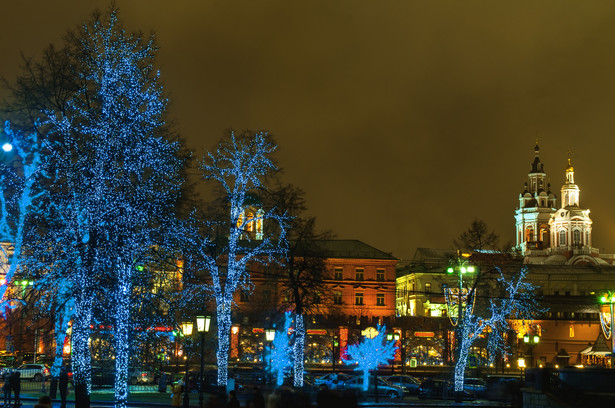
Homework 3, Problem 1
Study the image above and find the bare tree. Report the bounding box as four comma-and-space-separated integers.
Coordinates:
454, 219, 499, 252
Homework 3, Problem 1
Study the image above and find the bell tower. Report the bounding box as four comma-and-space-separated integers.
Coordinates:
514, 142, 557, 255
549, 157, 592, 252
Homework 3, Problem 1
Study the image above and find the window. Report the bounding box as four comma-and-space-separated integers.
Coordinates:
559, 230, 566, 246
314, 292, 322, 304
240, 290, 250, 302
334, 291, 342, 305
355, 268, 364, 281
355, 292, 364, 305
573, 230, 581, 245
376, 293, 385, 306
334, 268, 343, 280
569, 324, 574, 338
425, 283, 432, 293
376, 269, 385, 282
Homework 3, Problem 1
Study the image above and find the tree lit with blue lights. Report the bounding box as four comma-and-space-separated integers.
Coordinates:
346, 325, 396, 392
449, 266, 541, 399
192, 130, 288, 387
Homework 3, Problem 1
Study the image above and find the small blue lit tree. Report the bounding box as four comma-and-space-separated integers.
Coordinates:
270, 312, 292, 387
346, 325, 396, 391
450, 266, 541, 399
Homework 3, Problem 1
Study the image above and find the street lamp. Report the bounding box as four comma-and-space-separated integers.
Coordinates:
599, 292, 615, 368
181, 321, 193, 408
386, 333, 400, 374
444, 252, 477, 403
265, 329, 276, 385
523, 334, 540, 368
196, 316, 211, 408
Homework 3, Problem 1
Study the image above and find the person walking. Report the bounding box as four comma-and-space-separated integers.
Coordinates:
59, 367, 69, 408
11, 371, 20, 407
2, 370, 12, 408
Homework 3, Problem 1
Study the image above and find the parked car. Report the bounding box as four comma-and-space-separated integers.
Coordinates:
419, 378, 473, 400
129, 367, 155, 385
15, 364, 50, 382
344, 376, 406, 398
383, 375, 421, 394
314, 373, 353, 389
464, 378, 487, 397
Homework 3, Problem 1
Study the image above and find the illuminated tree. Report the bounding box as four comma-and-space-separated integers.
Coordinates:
39, 8, 185, 408
0, 124, 44, 310
270, 312, 292, 387
449, 266, 540, 400
190, 130, 288, 386
346, 325, 396, 391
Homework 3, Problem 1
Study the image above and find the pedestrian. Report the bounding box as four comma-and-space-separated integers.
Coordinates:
171, 380, 183, 407
2, 370, 12, 408
227, 390, 240, 408
11, 371, 20, 408
59, 367, 69, 408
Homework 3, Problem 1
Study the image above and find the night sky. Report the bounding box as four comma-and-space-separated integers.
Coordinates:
2, 1, 615, 260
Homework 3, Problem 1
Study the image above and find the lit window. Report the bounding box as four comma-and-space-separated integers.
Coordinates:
355, 268, 364, 281
355, 292, 364, 305
569, 324, 574, 338
376, 269, 385, 282
425, 283, 432, 293
334, 268, 343, 280
376, 293, 385, 306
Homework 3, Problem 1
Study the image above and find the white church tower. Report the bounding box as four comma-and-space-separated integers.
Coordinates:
515, 143, 557, 255
548, 157, 593, 254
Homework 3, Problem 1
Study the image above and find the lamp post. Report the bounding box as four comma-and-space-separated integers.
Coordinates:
265, 329, 276, 386
445, 252, 477, 403
386, 333, 400, 374
181, 321, 193, 408
599, 292, 615, 368
523, 334, 540, 368
196, 316, 211, 408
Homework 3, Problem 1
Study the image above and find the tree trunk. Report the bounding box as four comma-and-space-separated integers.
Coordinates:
72, 297, 92, 408
216, 301, 232, 386
113, 265, 132, 408
293, 314, 305, 387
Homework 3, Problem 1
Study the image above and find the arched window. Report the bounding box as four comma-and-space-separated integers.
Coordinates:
559, 230, 566, 246
540, 226, 549, 242
525, 226, 534, 242
573, 230, 581, 246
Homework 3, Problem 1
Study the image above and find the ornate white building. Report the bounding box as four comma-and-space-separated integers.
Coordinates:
515, 143, 608, 265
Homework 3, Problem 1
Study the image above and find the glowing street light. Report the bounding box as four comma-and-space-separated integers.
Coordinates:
196, 316, 211, 408
599, 292, 615, 367
265, 328, 276, 385
2, 143, 12, 152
